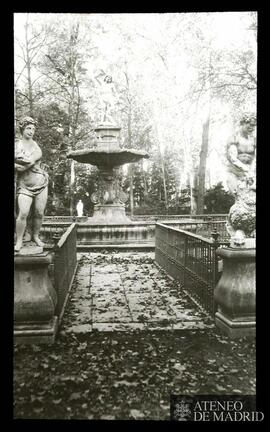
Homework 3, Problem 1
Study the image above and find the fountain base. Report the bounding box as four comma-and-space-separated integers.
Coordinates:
75, 221, 155, 249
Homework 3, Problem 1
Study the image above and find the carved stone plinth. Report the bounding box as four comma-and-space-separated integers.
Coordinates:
214, 246, 256, 338
15, 244, 43, 255
14, 252, 58, 344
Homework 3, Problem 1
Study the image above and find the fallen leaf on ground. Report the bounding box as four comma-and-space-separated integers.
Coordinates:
130, 409, 144, 419
69, 392, 81, 401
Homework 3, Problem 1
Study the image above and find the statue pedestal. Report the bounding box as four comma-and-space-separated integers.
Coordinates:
214, 246, 256, 338
15, 244, 43, 255
14, 252, 58, 344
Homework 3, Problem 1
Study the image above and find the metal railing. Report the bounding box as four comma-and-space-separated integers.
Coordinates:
194, 221, 230, 244
43, 215, 88, 222
44, 214, 228, 223
155, 223, 221, 316
53, 223, 77, 323
131, 214, 228, 222
164, 220, 230, 244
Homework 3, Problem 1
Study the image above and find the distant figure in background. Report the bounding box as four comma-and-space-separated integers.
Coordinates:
226, 119, 256, 195
15, 116, 49, 252
76, 199, 84, 217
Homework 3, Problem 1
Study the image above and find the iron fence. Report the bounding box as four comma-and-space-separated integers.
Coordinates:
131, 214, 228, 222
193, 221, 230, 243
43, 214, 228, 223
164, 220, 230, 244
43, 215, 88, 222
53, 223, 77, 323
43, 215, 75, 222
155, 223, 221, 316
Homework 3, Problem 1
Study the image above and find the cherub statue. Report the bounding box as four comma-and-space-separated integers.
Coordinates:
95, 70, 117, 123
226, 119, 256, 195
226, 117, 256, 246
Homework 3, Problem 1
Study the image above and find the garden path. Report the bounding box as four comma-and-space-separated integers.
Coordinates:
61, 251, 214, 334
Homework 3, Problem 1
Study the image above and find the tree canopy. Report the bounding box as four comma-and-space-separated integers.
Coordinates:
14, 12, 257, 215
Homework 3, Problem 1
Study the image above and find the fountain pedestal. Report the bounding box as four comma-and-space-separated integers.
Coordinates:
90, 165, 131, 223
90, 204, 131, 224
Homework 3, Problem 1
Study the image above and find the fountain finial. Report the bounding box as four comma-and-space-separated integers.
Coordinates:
95, 70, 117, 124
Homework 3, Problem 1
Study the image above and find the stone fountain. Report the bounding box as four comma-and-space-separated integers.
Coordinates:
66, 122, 153, 248
68, 122, 149, 224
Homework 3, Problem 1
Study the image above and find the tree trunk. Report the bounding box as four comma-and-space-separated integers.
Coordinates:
68, 26, 78, 216
69, 159, 75, 216
25, 17, 34, 116
129, 164, 134, 217
190, 171, 197, 215
160, 155, 168, 213
153, 101, 168, 212
67, 98, 75, 215
69, 118, 76, 216
196, 115, 210, 214
126, 100, 134, 217
143, 171, 148, 206
156, 133, 168, 212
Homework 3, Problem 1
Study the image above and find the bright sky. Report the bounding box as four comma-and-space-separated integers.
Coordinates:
14, 12, 256, 88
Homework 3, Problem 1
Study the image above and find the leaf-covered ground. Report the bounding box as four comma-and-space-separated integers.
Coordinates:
63, 252, 214, 333
14, 252, 256, 420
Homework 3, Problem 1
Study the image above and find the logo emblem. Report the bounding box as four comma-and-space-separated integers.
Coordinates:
174, 399, 191, 421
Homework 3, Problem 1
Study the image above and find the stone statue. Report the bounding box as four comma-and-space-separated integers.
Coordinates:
15, 116, 49, 252
76, 199, 84, 217
95, 70, 117, 123
226, 120, 256, 195
226, 176, 256, 245
226, 118, 256, 246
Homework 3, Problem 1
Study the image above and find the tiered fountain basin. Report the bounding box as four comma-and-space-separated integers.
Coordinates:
68, 146, 149, 166
67, 123, 149, 225
65, 122, 153, 246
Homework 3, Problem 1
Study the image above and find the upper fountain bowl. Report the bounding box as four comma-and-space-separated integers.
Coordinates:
67, 122, 149, 168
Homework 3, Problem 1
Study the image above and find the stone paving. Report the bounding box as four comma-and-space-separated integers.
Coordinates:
61, 252, 214, 334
